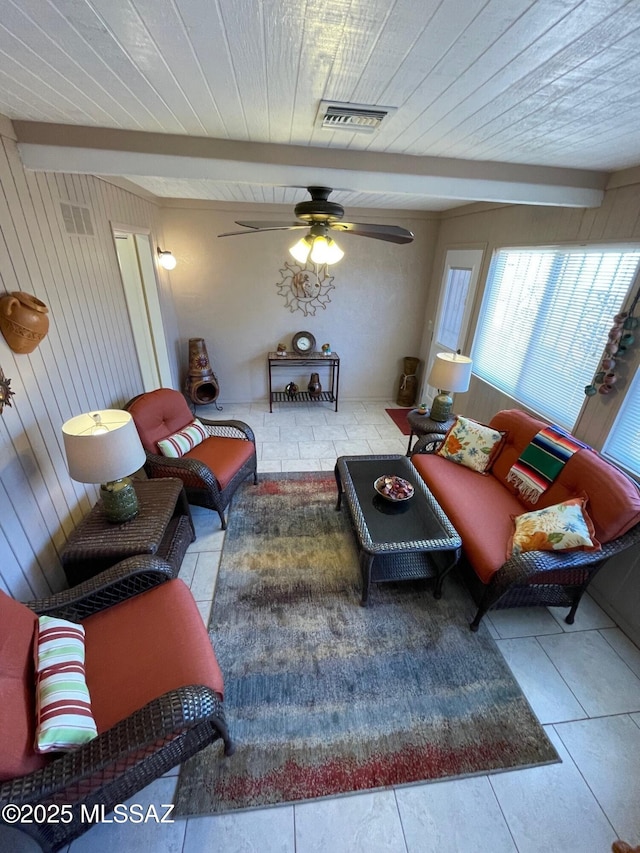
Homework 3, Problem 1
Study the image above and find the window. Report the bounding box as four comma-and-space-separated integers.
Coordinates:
471, 246, 640, 429
603, 366, 640, 477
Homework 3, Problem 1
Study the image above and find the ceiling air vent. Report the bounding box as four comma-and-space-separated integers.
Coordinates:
316, 101, 397, 133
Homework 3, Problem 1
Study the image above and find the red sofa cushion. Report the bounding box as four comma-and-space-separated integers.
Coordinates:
185, 436, 255, 489
412, 454, 524, 584
128, 388, 194, 454
0, 590, 48, 781
489, 409, 640, 544
83, 579, 224, 733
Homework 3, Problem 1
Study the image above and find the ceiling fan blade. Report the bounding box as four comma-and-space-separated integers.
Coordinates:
329, 222, 414, 244
234, 220, 305, 229
218, 222, 308, 237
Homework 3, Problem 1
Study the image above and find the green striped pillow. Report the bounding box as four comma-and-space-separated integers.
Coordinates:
35, 616, 98, 753
157, 418, 207, 458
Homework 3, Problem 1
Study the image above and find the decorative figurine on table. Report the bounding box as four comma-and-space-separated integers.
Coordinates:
321, 342, 332, 355
277, 342, 287, 356
418, 402, 428, 414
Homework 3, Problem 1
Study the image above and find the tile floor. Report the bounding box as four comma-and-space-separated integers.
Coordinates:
65, 400, 640, 853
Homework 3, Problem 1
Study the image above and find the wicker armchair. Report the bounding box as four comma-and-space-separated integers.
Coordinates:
126, 388, 257, 529
0, 556, 232, 853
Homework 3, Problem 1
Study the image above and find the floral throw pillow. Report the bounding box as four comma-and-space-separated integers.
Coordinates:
436, 416, 506, 474
509, 496, 601, 558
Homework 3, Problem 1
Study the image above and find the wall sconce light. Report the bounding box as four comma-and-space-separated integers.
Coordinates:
62, 410, 146, 523
157, 247, 177, 270
289, 224, 344, 266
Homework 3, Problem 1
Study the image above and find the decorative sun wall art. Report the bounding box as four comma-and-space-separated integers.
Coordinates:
276, 261, 334, 316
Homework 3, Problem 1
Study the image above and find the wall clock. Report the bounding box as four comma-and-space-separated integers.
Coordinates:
292, 331, 316, 355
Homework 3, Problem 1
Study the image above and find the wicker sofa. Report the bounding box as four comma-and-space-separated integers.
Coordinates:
411, 408, 640, 630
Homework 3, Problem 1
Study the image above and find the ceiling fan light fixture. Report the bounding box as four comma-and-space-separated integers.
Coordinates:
323, 238, 344, 265
289, 235, 312, 264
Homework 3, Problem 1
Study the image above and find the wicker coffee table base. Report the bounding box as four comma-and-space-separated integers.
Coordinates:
335, 455, 462, 606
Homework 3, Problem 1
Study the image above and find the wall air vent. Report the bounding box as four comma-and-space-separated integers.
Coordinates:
60, 202, 94, 236
316, 101, 397, 133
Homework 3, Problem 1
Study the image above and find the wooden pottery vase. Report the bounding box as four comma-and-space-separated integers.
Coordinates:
308, 372, 322, 398
0, 291, 49, 354
396, 356, 419, 406
185, 337, 219, 406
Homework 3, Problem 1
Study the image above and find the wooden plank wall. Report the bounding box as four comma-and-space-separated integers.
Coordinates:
0, 126, 164, 601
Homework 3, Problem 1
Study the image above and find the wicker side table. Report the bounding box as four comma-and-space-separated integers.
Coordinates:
61, 478, 195, 586
405, 408, 456, 455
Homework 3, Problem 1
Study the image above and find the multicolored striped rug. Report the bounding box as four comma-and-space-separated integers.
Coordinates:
174, 472, 558, 815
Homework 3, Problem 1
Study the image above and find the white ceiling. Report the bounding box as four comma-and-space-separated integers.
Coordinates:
4, 0, 640, 212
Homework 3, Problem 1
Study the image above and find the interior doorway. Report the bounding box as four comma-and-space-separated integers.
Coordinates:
420, 248, 483, 406
112, 228, 173, 392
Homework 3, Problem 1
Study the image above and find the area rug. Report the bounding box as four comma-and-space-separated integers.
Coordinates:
385, 407, 411, 435
175, 472, 558, 816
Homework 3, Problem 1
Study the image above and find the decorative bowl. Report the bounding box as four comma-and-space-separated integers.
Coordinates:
374, 475, 414, 502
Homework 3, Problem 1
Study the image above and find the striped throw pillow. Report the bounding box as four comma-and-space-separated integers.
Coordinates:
35, 616, 98, 753
157, 419, 208, 458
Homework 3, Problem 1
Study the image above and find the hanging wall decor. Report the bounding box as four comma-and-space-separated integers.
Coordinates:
0, 366, 15, 413
276, 260, 334, 316
585, 285, 639, 397
0, 291, 49, 354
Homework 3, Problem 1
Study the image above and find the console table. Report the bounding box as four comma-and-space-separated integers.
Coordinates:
267, 351, 340, 412
61, 478, 195, 586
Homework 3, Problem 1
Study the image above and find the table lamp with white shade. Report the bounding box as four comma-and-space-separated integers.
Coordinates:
427, 352, 473, 422
62, 409, 146, 523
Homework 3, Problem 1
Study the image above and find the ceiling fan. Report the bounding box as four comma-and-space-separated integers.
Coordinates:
218, 186, 414, 265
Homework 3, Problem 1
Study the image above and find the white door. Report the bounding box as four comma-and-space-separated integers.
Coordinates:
420, 249, 483, 405
113, 230, 173, 392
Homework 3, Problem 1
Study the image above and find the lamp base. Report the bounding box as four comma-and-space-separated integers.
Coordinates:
100, 478, 139, 523
430, 392, 453, 422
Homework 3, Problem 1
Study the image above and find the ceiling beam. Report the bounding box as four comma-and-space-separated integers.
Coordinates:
14, 122, 607, 208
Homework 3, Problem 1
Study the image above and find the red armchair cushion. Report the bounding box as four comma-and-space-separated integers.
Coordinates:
0, 591, 48, 781
82, 579, 224, 733
128, 388, 194, 454
186, 436, 255, 489
489, 409, 640, 544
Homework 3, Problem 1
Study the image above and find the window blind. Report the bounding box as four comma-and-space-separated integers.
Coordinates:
603, 366, 640, 477
471, 247, 640, 430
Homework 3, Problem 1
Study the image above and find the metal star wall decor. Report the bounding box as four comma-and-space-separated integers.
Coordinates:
0, 366, 15, 413
276, 261, 334, 316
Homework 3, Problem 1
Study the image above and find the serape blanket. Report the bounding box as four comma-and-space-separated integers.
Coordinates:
506, 425, 588, 504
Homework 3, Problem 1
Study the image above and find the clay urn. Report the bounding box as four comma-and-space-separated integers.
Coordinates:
0, 292, 49, 354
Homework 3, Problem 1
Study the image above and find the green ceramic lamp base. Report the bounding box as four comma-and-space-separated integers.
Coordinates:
430, 392, 453, 422
100, 478, 139, 523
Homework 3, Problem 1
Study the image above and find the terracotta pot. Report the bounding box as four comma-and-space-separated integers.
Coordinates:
0, 292, 49, 354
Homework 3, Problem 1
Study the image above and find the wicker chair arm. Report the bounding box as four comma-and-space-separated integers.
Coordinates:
199, 418, 256, 443
145, 450, 221, 492
0, 685, 232, 808
489, 522, 640, 595
25, 556, 174, 621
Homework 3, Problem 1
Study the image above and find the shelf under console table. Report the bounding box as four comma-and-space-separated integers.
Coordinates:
267, 351, 340, 412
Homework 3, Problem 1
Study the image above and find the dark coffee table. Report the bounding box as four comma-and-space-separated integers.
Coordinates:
335, 455, 462, 605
